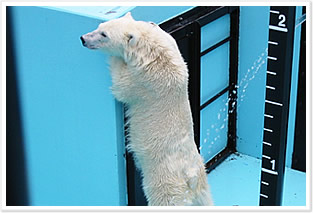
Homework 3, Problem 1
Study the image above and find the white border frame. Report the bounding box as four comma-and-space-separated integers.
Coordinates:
1, 1, 312, 212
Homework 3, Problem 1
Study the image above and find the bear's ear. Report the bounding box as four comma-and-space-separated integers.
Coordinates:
124, 12, 134, 20
127, 33, 137, 46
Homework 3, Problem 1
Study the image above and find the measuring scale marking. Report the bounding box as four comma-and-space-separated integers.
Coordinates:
269, 10, 280, 14
269, 25, 288, 32
267, 71, 277, 75
264, 114, 274, 119
263, 141, 272, 146
262, 168, 278, 176
268, 41, 278, 45
266, 85, 276, 90
261, 181, 269, 186
267, 56, 277, 60
262, 155, 271, 160
265, 100, 283, 106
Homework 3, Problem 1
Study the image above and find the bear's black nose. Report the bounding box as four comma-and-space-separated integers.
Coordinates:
80, 36, 86, 46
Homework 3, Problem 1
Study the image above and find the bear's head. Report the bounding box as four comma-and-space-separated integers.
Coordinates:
80, 12, 157, 57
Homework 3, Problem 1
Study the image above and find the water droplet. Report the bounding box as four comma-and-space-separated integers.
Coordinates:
211, 124, 214, 128
233, 90, 236, 94
217, 113, 221, 120
220, 124, 225, 129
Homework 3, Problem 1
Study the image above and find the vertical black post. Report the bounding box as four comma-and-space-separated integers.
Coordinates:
189, 21, 201, 150
292, 6, 306, 172
6, 6, 30, 206
227, 7, 239, 152
259, 6, 296, 206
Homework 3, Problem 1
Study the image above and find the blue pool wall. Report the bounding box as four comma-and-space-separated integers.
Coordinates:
236, 6, 269, 160
9, 6, 303, 206
11, 6, 126, 206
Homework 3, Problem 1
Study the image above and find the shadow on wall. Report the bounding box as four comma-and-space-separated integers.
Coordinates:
6, 6, 30, 206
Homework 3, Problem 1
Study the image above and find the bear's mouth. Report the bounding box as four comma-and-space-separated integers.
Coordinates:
80, 36, 98, 49
86, 45, 98, 49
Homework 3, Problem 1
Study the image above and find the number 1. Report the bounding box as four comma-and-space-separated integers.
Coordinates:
270, 159, 276, 170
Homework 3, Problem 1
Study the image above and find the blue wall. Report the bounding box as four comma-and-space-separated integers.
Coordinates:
11, 6, 127, 206
236, 6, 270, 159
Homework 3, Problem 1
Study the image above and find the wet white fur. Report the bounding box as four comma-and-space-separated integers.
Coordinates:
82, 12, 213, 206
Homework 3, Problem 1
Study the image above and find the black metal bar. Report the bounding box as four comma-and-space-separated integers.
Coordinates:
292, 6, 306, 173
227, 7, 239, 152
205, 147, 233, 173
189, 21, 201, 150
200, 37, 231, 57
161, 6, 226, 35
259, 6, 296, 206
197, 6, 228, 27
200, 86, 229, 110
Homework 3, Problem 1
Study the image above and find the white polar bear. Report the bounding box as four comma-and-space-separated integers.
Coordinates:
81, 12, 213, 206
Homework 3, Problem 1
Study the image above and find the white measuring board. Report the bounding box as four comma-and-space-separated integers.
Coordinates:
259, 6, 296, 206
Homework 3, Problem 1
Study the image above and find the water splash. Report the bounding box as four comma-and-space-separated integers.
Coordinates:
199, 48, 268, 155
237, 48, 268, 104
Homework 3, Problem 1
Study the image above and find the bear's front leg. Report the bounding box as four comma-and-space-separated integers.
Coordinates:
109, 56, 138, 103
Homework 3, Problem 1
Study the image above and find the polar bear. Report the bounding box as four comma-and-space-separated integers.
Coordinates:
80, 12, 213, 206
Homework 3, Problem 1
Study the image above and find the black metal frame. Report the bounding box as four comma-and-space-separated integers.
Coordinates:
126, 6, 240, 205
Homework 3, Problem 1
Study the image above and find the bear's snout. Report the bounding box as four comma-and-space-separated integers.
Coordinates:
80, 36, 86, 46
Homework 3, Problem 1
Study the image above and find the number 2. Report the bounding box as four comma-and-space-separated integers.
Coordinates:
278, 14, 286, 27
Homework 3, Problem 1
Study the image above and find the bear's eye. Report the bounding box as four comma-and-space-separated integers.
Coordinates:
101, 32, 107, 38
